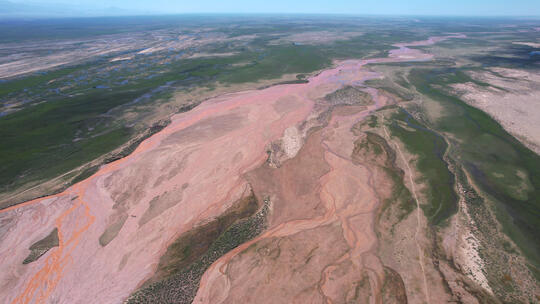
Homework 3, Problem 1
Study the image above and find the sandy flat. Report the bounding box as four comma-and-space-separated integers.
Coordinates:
0, 35, 463, 304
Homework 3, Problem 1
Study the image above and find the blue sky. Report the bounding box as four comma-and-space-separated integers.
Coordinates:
7, 0, 540, 16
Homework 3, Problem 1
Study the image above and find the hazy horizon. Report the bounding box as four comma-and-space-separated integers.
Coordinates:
2, 0, 540, 18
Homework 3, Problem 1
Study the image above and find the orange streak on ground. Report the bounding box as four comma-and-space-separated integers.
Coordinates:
0, 193, 69, 215
11, 184, 95, 304
2, 87, 261, 303
4, 83, 306, 304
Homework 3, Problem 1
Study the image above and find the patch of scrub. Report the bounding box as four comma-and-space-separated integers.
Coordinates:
324, 85, 373, 106
126, 194, 268, 304
381, 267, 408, 303
23, 228, 59, 264
456, 189, 494, 294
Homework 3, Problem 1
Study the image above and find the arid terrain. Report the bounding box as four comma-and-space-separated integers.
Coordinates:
450, 68, 540, 154
1, 16, 539, 304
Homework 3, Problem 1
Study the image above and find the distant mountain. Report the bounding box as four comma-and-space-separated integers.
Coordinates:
0, 0, 149, 18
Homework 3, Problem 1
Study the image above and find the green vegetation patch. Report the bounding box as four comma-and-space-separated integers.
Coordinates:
388, 109, 457, 225
218, 44, 331, 84
0, 90, 133, 197
408, 67, 540, 267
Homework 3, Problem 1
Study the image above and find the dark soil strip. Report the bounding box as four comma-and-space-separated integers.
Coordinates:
23, 228, 59, 264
